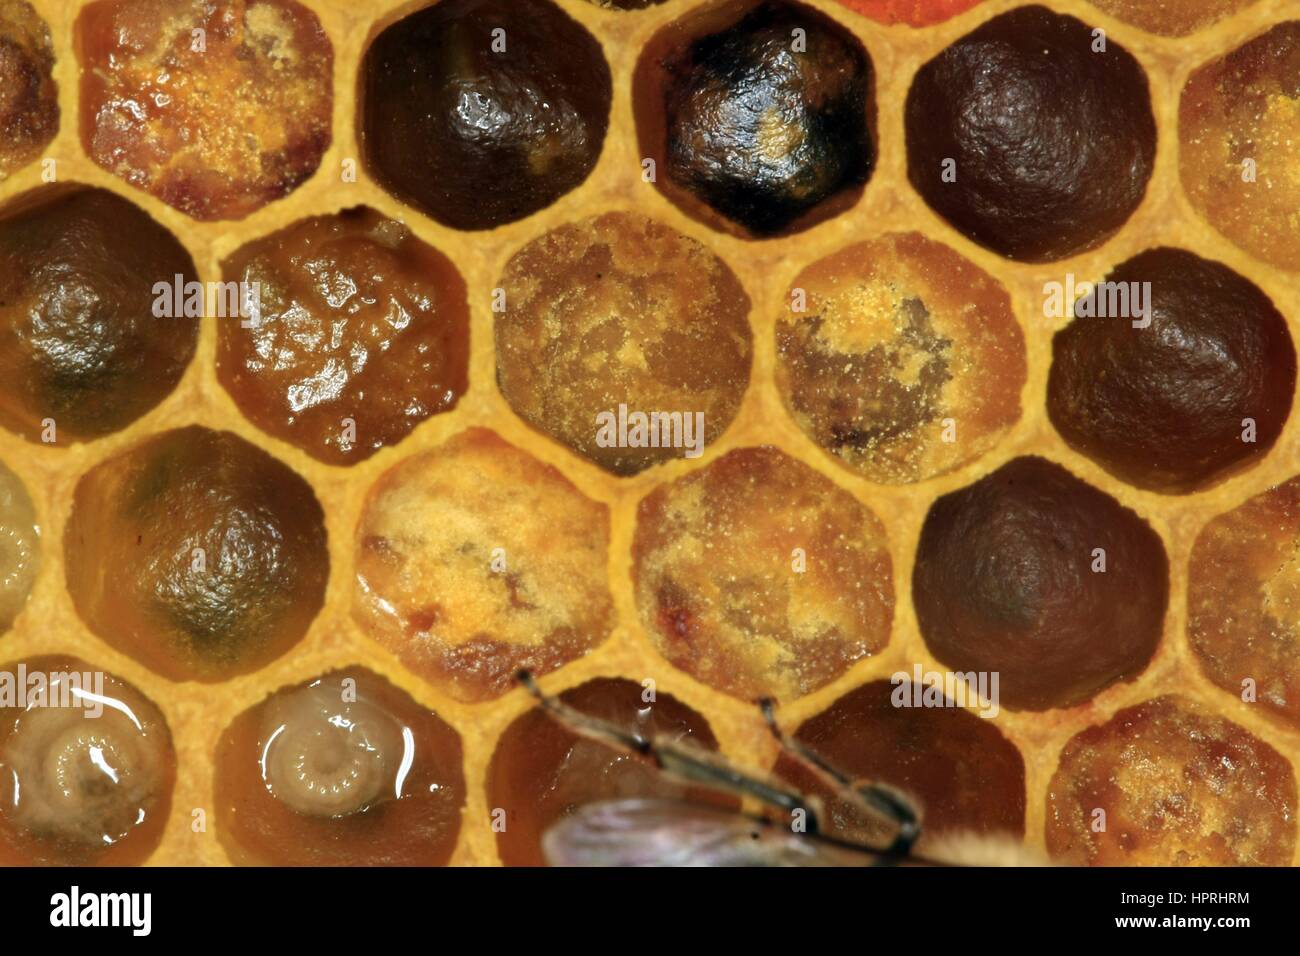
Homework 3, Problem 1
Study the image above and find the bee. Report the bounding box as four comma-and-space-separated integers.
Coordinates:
517, 671, 1046, 867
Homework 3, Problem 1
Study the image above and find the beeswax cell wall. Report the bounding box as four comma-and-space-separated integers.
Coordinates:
0, 0, 1297, 866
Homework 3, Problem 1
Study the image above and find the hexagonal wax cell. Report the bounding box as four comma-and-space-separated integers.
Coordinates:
1188, 476, 1300, 730
352, 428, 615, 703
634, 0, 875, 238
913, 456, 1168, 711
905, 5, 1155, 261
359, 0, 610, 231
1048, 696, 1296, 866
219, 206, 470, 465
1180, 22, 1300, 271
773, 679, 1026, 854
1048, 248, 1294, 494
496, 212, 751, 475
64, 426, 329, 682
487, 676, 734, 866
776, 232, 1024, 485
0, 185, 199, 444
633, 446, 894, 702
0, 0, 59, 179
76, 0, 332, 221
0, 655, 175, 865
215, 667, 465, 866
1091, 0, 1259, 37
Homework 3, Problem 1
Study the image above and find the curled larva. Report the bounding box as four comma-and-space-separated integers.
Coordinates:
0, 657, 173, 865
215, 667, 466, 866
259, 678, 409, 818
7, 709, 159, 843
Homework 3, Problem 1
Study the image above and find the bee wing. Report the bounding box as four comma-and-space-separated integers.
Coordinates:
542, 797, 876, 867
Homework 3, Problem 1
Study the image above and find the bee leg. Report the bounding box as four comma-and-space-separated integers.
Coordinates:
515, 669, 652, 754
516, 670, 831, 837
851, 780, 921, 858
758, 697, 922, 858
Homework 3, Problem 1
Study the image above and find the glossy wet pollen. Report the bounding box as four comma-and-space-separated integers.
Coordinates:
360, 0, 611, 231
0, 184, 198, 444
219, 206, 470, 465
635, 0, 875, 238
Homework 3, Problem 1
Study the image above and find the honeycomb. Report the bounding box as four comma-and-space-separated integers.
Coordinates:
0, 0, 1298, 867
